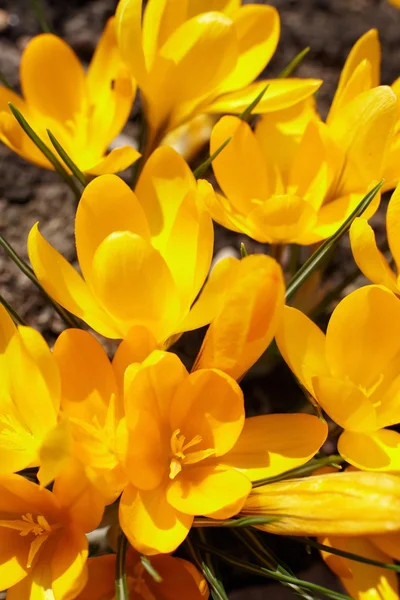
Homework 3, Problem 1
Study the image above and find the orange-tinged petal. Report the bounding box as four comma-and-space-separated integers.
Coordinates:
215, 5, 279, 94
21, 34, 86, 123
195, 254, 284, 380
0, 302, 16, 353
170, 368, 244, 456
322, 536, 398, 600
113, 325, 159, 393
221, 413, 328, 482
76, 174, 150, 283
211, 116, 272, 213
167, 465, 251, 516
90, 232, 181, 341
326, 285, 400, 390
313, 376, 377, 433
149, 554, 209, 600
28, 223, 120, 338
350, 218, 398, 291
74, 554, 115, 600
0, 528, 28, 590
83, 146, 140, 176
386, 184, 400, 272
370, 532, 400, 562
38, 418, 73, 487
338, 429, 400, 472
54, 329, 118, 423
51, 527, 88, 600
275, 305, 329, 396
206, 78, 322, 114
120, 482, 193, 554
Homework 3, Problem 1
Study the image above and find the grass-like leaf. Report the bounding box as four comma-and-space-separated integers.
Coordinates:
47, 129, 88, 186
115, 533, 129, 600
252, 454, 344, 488
29, 0, 52, 32
279, 47, 311, 78
0, 294, 26, 326
239, 84, 269, 122
193, 136, 232, 179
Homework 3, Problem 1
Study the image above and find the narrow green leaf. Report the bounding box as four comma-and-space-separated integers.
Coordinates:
286, 181, 383, 302
115, 533, 129, 600
193, 136, 232, 179
239, 84, 269, 122
140, 555, 162, 583
0, 234, 82, 329
193, 515, 279, 528
279, 47, 311, 78
185, 537, 229, 600
240, 242, 248, 258
0, 294, 26, 326
47, 130, 88, 187
8, 103, 81, 199
252, 454, 344, 488
29, 0, 52, 33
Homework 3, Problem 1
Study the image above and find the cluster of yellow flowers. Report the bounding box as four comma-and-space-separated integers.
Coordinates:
1, 1, 400, 599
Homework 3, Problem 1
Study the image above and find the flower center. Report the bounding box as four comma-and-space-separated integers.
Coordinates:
169, 428, 215, 480
0, 512, 55, 568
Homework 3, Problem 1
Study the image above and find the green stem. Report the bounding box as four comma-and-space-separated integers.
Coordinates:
185, 537, 229, 600
0, 294, 26, 325
251, 454, 344, 488
115, 533, 129, 600
30, 0, 52, 32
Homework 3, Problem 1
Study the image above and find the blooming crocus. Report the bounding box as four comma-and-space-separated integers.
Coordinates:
276, 284, 400, 471
115, 0, 322, 145
28, 146, 218, 343
76, 550, 209, 599
242, 471, 400, 536
118, 350, 327, 554
0, 470, 103, 599
0, 18, 139, 174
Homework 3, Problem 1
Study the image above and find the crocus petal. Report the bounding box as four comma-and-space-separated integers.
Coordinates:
112, 326, 159, 393
220, 414, 328, 482
326, 285, 400, 391
386, 184, 400, 272
83, 146, 141, 176
170, 368, 244, 456
338, 429, 400, 471
0, 529, 29, 590
206, 78, 322, 114
349, 218, 398, 292
53, 329, 118, 423
195, 254, 284, 380
120, 482, 193, 554
321, 536, 398, 600
0, 302, 16, 355
167, 465, 251, 516
90, 232, 181, 342
38, 419, 73, 487
200, 191, 256, 238
27, 224, 121, 338
51, 528, 88, 600
75, 174, 150, 282
214, 5, 280, 94
116, 0, 148, 87
149, 555, 209, 600
370, 532, 400, 562
211, 116, 272, 213
74, 555, 115, 600
21, 34, 86, 123
0, 473, 59, 516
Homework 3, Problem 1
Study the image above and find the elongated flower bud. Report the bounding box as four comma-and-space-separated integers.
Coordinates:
242, 472, 400, 536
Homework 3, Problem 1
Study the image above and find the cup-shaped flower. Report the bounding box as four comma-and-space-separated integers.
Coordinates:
276, 285, 400, 471
242, 471, 400, 536
321, 533, 400, 600
0, 18, 139, 174
207, 81, 396, 245
0, 471, 102, 599
118, 350, 327, 554
115, 0, 321, 141
76, 549, 209, 599
350, 184, 400, 294
28, 147, 216, 343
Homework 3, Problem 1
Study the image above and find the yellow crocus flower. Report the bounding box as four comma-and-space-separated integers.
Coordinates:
76, 550, 209, 599
117, 350, 327, 554
0, 470, 103, 599
276, 285, 400, 471
0, 18, 139, 174
115, 0, 322, 145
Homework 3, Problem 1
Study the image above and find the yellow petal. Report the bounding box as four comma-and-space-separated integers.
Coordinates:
21, 34, 86, 123
201, 190, 257, 238
243, 471, 400, 536
74, 554, 115, 600
170, 368, 244, 456
90, 232, 181, 341
350, 218, 398, 291
370, 532, 400, 562
195, 254, 284, 380
38, 419, 73, 487
322, 536, 399, 600
275, 305, 329, 396
386, 183, 400, 272
115, 0, 148, 88
120, 482, 193, 555
338, 429, 400, 471
326, 285, 400, 391
167, 465, 251, 516
28, 223, 120, 338
51, 527, 88, 600
76, 174, 150, 281
112, 326, 159, 394
206, 78, 322, 114
221, 413, 327, 482
0, 302, 16, 353
211, 116, 272, 213
83, 146, 140, 175
148, 555, 209, 600
214, 5, 279, 94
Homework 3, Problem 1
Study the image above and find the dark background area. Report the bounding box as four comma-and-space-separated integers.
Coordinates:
0, 1, 399, 597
